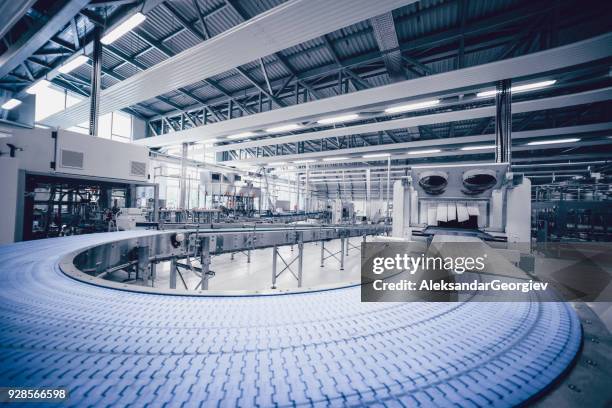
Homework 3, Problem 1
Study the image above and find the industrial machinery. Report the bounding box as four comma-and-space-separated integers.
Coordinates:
331, 199, 355, 224
0, 127, 156, 243
532, 182, 612, 241
201, 171, 261, 216
115, 208, 148, 231
392, 163, 531, 243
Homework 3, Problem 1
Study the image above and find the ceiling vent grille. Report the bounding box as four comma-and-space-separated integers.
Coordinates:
130, 161, 147, 177
60, 149, 84, 169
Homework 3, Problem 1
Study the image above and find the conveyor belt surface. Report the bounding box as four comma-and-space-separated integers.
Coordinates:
0, 231, 581, 407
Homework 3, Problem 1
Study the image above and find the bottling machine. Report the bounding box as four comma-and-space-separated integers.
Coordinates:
392, 163, 531, 243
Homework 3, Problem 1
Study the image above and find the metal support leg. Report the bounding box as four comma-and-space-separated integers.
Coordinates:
271, 246, 278, 289
340, 238, 345, 270
200, 237, 211, 290
150, 263, 157, 284
320, 241, 325, 267
297, 242, 304, 287
346, 237, 350, 256
137, 245, 149, 286
247, 249, 251, 264
230, 252, 234, 260
170, 257, 177, 289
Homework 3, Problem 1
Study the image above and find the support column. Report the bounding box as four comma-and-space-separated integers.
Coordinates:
152, 184, 159, 222
340, 237, 345, 270
169, 257, 177, 289
179, 143, 188, 209
150, 262, 157, 283
386, 156, 391, 219
305, 165, 310, 212
320, 241, 325, 267
366, 168, 371, 221
495, 79, 512, 163
297, 241, 304, 287
296, 173, 300, 211
200, 237, 210, 290
89, 28, 102, 136
271, 245, 278, 289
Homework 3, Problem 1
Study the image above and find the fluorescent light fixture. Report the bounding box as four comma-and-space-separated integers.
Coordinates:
58, 55, 89, 74
268, 162, 287, 166
362, 153, 390, 158
1, 98, 22, 110
513, 80, 557, 93
407, 149, 442, 155
317, 113, 359, 125
294, 159, 316, 164
101, 12, 147, 45
323, 157, 349, 161
476, 90, 498, 98
384, 99, 440, 114
227, 131, 255, 139
526, 138, 580, 146
265, 123, 302, 133
460, 145, 495, 151
476, 80, 557, 98
26, 79, 50, 94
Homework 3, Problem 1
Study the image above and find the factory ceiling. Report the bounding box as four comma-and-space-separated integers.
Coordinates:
0, 0, 610, 185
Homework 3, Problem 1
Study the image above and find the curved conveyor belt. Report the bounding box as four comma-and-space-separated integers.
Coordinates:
0, 231, 581, 407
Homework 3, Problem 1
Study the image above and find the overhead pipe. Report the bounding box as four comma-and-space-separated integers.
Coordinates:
495, 79, 512, 163
88, 28, 102, 136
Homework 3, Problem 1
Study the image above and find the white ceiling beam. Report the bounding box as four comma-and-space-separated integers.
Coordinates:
41, 0, 416, 128
287, 153, 612, 174
213, 87, 612, 151
132, 32, 612, 148
223, 121, 612, 165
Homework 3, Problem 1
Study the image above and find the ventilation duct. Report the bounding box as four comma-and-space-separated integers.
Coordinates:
418, 171, 448, 195
462, 169, 498, 195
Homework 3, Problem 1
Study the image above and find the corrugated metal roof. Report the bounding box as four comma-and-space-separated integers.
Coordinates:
135, 48, 168, 68
282, 39, 332, 72
4, 0, 601, 140
113, 63, 141, 80
101, 49, 123, 69
206, 5, 245, 36
142, 6, 184, 40
163, 29, 201, 53
113, 32, 150, 56
237, 0, 287, 18
190, 85, 221, 101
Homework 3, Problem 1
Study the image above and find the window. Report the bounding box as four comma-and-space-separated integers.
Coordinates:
112, 111, 131, 141
66, 112, 132, 142
35, 85, 79, 121
32, 83, 133, 141
67, 121, 90, 135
